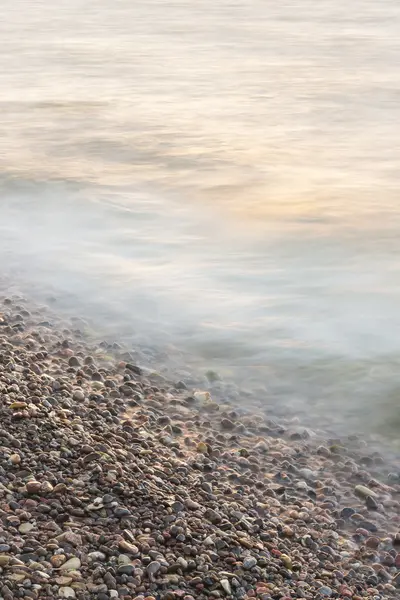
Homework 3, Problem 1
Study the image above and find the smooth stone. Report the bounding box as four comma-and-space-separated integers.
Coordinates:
147, 561, 161, 577
26, 481, 41, 494
340, 507, 355, 519
55, 577, 73, 585
171, 501, 184, 513
318, 586, 333, 597
118, 540, 139, 554
177, 557, 188, 570
366, 495, 379, 510
366, 537, 380, 549
185, 499, 201, 510
117, 564, 135, 575
359, 520, 378, 533
59, 588, 76, 598
60, 557, 81, 571
92, 380, 104, 390
355, 485, 378, 499
18, 522, 34, 534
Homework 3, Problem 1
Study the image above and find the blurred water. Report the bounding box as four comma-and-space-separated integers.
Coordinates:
1, 0, 400, 436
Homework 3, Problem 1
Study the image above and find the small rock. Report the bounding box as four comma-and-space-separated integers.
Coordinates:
41, 480, 54, 494
204, 508, 221, 523
118, 540, 139, 554
147, 561, 161, 578
51, 555, 67, 568
117, 564, 135, 575
354, 485, 378, 499
366, 537, 380, 549
220, 579, 231, 595
171, 501, 185, 513
177, 556, 188, 570
59, 588, 76, 598
125, 363, 142, 375
18, 522, 34, 534
221, 418, 235, 431
280, 554, 292, 570
53, 483, 67, 494
197, 442, 208, 454
26, 480, 41, 494
340, 507, 355, 519
68, 356, 81, 367
186, 498, 201, 510
318, 586, 333, 597
366, 495, 379, 510
9, 573, 27, 582
201, 482, 213, 494
114, 507, 131, 518
55, 577, 73, 586
60, 557, 81, 571
203, 536, 215, 546
243, 556, 257, 569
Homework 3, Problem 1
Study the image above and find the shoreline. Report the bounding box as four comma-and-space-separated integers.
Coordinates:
0, 293, 399, 599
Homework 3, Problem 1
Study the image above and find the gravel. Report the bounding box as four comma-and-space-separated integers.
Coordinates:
0, 295, 399, 599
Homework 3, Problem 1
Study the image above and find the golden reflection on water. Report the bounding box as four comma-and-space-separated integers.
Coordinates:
1, 0, 400, 225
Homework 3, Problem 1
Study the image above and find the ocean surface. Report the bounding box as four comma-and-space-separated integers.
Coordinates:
1, 0, 400, 437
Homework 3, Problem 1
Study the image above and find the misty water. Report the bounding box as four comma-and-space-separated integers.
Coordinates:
1, 0, 400, 439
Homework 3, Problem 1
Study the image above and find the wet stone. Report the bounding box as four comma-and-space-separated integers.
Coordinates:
0, 297, 397, 600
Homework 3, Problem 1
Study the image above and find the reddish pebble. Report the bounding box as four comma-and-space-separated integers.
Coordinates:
366, 536, 380, 549
395, 553, 400, 568
256, 583, 269, 590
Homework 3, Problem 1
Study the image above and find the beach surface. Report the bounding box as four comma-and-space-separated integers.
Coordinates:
0, 293, 399, 600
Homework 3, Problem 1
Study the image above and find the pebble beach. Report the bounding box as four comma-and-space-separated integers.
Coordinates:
0, 294, 399, 600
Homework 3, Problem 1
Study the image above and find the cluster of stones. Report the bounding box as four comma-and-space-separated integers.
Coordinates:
0, 297, 399, 600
